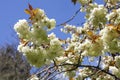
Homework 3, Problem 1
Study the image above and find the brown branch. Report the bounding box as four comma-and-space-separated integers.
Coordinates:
79, 65, 120, 80
47, 65, 78, 80
77, 51, 82, 65
42, 69, 57, 80
29, 54, 120, 80
54, 62, 120, 80
33, 65, 55, 79
56, 8, 80, 27
97, 56, 101, 67
30, 60, 120, 80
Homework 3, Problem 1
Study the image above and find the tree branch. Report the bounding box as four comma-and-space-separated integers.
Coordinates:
97, 56, 101, 67
56, 8, 80, 27
79, 64, 120, 80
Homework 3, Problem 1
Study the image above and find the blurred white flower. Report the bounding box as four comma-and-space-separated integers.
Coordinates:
88, 4, 107, 27
48, 32, 56, 39
115, 56, 120, 68
30, 75, 39, 80
17, 44, 24, 52
100, 26, 120, 53
49, 19, 56, 30
14, 19, 28, 32
21, 46, 30, 53
109, 66, 119, 74
78, 0, 92, 5
50, 38, 61, 45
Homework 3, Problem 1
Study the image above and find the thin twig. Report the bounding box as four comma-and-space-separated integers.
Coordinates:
97, 56, 101, 67
47, 66, 78, 80
56, 8, 80, 27
79, 65, 120, 80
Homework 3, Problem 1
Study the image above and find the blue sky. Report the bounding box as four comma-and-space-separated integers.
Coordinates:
0, 0, 85, 45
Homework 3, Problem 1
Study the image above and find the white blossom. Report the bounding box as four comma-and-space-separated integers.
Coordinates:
21, 46, 30, 53
14, 19, 29, 32
115, 56, 120, 68
78, 0, 93, 5
48, 19, 56, 30
109, 66, 119, 74
30, 75, 39, 80
17, 44, 24, 52
88, 4, 107, 27
50, 38, 61, 45
48, 32, 56, 39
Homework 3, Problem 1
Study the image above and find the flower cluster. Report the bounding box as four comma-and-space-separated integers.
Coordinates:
14, 5, 63, 67
29, 75, 39, 80
100, 55, 120, 78
100, 25, 120, 53
14, 19, 29, 38
78, 0, 93, 6
106, 8, 120, 25
14, 1, 120, 80
104, 0, 120, 9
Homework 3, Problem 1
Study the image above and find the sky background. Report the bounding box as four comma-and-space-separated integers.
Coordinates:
0, 0, 85, 46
